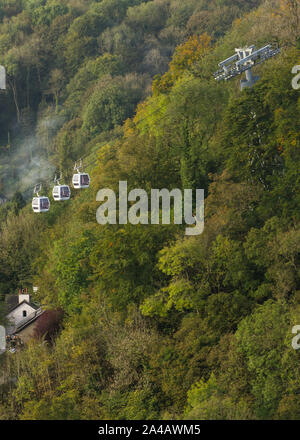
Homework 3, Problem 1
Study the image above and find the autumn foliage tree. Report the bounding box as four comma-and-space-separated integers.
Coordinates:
152, 33, 211, 95
34, 309, 64, 342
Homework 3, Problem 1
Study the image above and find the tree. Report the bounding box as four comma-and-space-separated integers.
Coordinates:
33, 308, 64, 342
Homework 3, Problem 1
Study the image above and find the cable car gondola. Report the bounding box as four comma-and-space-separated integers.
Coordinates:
72, 159, 90, 189
53, 185, 71, 200
32, 184, 50, 213
52, 175, 71, 201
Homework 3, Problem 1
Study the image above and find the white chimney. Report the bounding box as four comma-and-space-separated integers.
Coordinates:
19, 294, 30, 303
18, 288, 30, 304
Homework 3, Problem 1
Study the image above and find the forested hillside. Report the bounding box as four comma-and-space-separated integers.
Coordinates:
0, 0, 300, 420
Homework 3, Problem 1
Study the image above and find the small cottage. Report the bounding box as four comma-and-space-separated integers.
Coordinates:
5, 290, 44, 344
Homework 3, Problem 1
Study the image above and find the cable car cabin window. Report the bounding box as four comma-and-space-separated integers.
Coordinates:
61, 186, 70, 198
80, 174, 90, 186
40, 198, 50, 210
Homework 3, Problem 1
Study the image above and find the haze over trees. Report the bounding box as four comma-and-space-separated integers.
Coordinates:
0, 0, 300, 420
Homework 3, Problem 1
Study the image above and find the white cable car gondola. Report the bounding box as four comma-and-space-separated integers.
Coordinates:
72, 159, 90, 189
52, 175, 71, 201
32, 184, 50, 213
53, 185, 71, 200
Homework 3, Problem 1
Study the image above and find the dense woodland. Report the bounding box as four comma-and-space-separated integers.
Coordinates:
0, 0, 300, 420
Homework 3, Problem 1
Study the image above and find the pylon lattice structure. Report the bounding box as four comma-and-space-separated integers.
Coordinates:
213, 44, 280, 90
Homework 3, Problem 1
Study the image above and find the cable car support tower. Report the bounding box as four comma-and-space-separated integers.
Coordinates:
213, 44, 280, 90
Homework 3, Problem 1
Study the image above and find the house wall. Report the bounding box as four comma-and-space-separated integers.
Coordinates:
16, 320, 40, 344
0, 65, 6, 90
7, 303, 36, 327
0, 326, 5, 353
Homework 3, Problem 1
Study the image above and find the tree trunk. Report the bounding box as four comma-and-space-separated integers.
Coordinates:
8, 78, 20, 122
